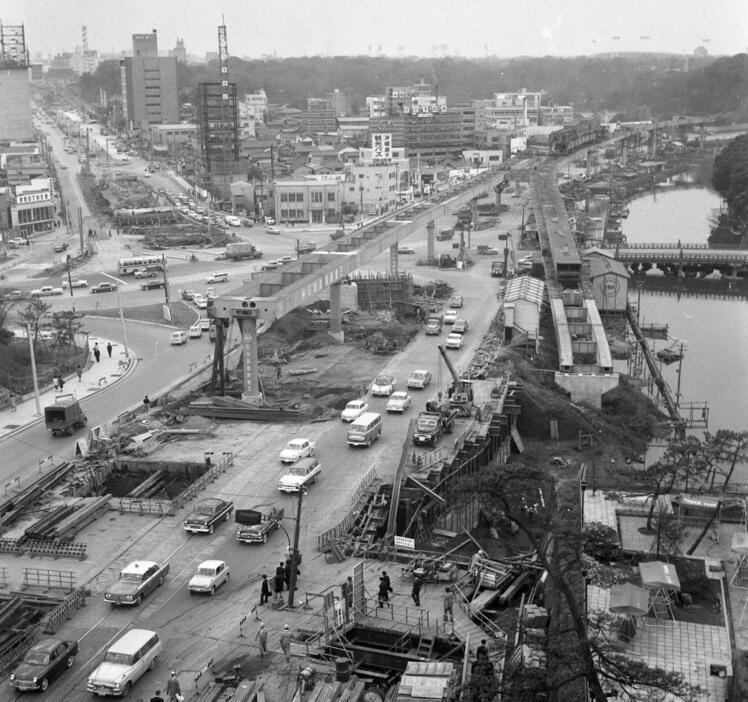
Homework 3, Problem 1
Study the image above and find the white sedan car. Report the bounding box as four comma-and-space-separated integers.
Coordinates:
386, 391, 412, 413
371, 374, 396, 397
446, 332, 463, 349
279, 437, 315, 464
278, 457, 321, 493
341, 400, 369, 422
188, 560, 230, 595
62, 278, 88, 289
444, 309, 459, 325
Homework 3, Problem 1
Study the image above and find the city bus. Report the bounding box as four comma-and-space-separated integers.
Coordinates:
117, 255, 164, 275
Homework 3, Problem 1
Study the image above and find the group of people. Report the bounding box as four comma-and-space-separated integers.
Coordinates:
148, 671, 182, 701
254, 622, 292, 662
260, 559, 300, 605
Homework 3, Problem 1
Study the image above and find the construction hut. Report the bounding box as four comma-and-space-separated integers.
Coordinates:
582, 250, 630, 312
502, 275, 546, 348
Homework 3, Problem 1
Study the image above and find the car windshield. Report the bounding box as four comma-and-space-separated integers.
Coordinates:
391, 393, 406, 400
196, 567, 217, 576
347, 402, 363, 410
288, 440, 304, 449
374, 376, 391, 385
413, 372, 426, 379
196, 504, 216, 515
421, 418, 438, 428
104, 652, 133, 665
23, 651, 49, 665
120, 572, 144, 582
289, 466, 310, 476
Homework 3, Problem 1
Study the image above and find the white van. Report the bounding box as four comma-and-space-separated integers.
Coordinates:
347, 412, 383, 447
205, 271, 229, 284
170, 330, 188, 345
87, 629, 162, 697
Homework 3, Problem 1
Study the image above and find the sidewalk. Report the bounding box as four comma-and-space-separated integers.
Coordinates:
0, 335, 135, 441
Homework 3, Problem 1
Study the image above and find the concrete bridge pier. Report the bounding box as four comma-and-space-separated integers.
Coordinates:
328, 281, 344, 344
389, 243, 399, 275
238, 317, 262, 404
471, 198, 479, 224
426, 220, 435, 260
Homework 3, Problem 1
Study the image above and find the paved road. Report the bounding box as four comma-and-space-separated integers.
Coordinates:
0, 317, 214, 490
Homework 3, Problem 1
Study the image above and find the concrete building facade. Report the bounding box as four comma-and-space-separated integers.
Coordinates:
273, 176, 345, 224
11, 177, 55, 234
120, 31, 179, 133
0, 67, 32, 142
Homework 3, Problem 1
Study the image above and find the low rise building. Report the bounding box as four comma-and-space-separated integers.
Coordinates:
11, 177, 56, 235
148, 123, 197, 147
273, 176, 346, 224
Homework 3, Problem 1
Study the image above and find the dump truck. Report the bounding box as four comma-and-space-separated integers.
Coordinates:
44, 394, 87, 436
412, 406, 457, 447
225, 241, 262, 260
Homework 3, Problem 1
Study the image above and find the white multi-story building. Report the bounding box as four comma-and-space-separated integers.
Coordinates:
243, 90, 267, 124
366, 95, 386, 119
11, 177, 56, 235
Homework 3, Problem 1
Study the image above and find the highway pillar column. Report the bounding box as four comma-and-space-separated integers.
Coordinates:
389, 243, 399, 276
328, 281, 344, 344
471, 198, 479, 230
426, 220, 435, 261
238, 317, 262, 404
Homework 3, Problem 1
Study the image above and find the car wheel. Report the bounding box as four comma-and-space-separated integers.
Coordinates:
225, 511, 230, 521
225, 572, 230, 583
149, 655, 158, 671
122, 681, 132, 697
210, 585, 215, 596
66, 655, 75, 668
158, 575, 164, 586
40, 678, 48, 692
208, 524, 214, 534
262, 534, 267, 544
135, 593, 142, 606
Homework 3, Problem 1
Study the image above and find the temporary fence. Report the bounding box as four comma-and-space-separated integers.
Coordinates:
42, 587, 87, 634
22, 568, 76, 591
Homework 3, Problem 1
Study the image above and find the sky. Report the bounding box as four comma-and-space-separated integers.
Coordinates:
5, 0, 748, 60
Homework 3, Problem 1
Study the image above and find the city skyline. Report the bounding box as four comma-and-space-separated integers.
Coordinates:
4, 0, 747, 61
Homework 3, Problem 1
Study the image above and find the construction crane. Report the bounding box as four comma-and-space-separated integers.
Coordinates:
437, 345, 474, 416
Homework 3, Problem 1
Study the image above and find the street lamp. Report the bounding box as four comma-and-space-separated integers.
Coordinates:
287, 488, 305, 608
359, 186, 364, 224
66, 255, 75, 309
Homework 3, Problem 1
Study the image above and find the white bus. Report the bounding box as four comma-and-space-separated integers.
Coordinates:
118, 255, 164, 275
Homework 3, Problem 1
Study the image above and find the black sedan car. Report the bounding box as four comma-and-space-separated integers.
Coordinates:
10, 637, 78, 692
90, 282, 117, 294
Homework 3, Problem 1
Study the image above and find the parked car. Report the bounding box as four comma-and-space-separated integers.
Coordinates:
279, 437, 315, 464
386, 391, 412, 413
444, 309, 459, 325
341, 399, 369, 422
371, 374, 396, 397
407, 369, 432, 389
62, 277, 88, 289
183, 497, 234, 534
188, 559, 230, 595
104, 560, 169, 606
446, 332, 463, 349
90, 282, 117, 294
9, 637, 78, 692
278, 456, 321, 493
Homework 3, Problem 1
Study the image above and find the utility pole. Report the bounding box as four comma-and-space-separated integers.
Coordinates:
66, 255, 74, 308
27, 325, 42, 416
287, 489, 304, 608
161, 254, 170, 305
116, 290, 130, 358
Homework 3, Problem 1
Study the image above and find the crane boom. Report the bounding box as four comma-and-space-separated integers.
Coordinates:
438, 344, 461, 386
437, 345, 474, 415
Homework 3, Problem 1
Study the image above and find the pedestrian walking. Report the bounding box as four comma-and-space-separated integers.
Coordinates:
52, 375, 59, 392
9, 394, 17, 412
377, 577, 391, 609
165, 671, 182, 702
143, 395, 151, 411
443, 587, 454, 624
106, 342, 113, 358
93, 343, 100, 363
476, 639, 489, 661
255, 623, 268, 657
273, 573, 284, 601
58, 376, 65, 391
260, 574, 271, 605
411, 576, 422, 607
276, 562, 286, 590
76, 364, 82, 382
150, 692, 165, 702
279, 624, 291, 662
381, 570, 392, 593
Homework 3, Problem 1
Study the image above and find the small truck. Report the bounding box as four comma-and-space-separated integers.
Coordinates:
44, 395, 87, 436
139, 278, 165, 290
235, 506, 284, 544
412, 404, 458, 447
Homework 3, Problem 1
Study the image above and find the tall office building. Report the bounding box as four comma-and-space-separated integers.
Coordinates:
0, 22, 33, 142
120, 30, 178, 134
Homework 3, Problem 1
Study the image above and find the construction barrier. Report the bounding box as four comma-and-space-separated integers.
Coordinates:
171, 451, 234, 510
317, 468, 380, 552
42, 587, 87, 634
22, 568, 76, 591
0, 625, 42, 677
115, 496, 175, 517
23, 540, 87, 561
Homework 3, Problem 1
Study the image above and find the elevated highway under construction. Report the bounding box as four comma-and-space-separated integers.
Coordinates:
210, 170, 508, 401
